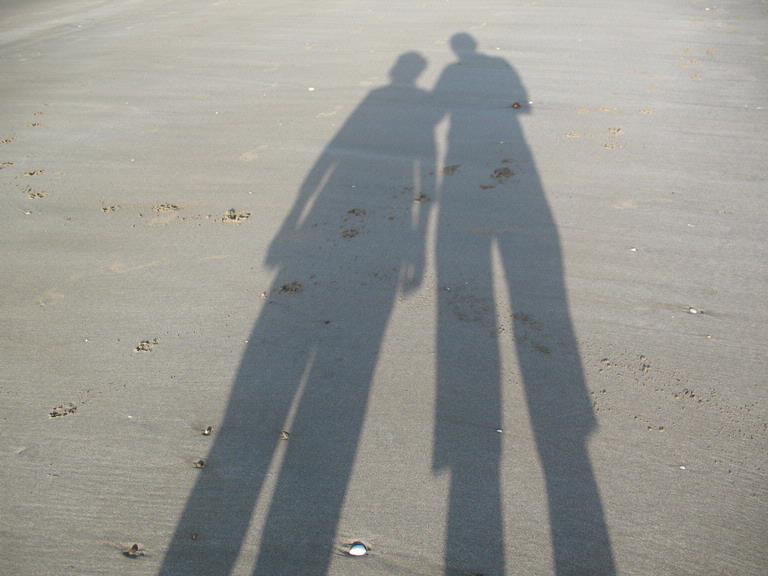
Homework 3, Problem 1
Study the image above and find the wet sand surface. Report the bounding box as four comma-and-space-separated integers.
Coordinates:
1, 1, 767, 575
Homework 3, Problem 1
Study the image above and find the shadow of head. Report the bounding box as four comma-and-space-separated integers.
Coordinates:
389, 51, 428, 85
450, 32, 478, 60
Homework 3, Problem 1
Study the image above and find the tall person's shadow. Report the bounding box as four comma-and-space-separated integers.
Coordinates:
433, 33, 616, 575
159, 52, 438, 575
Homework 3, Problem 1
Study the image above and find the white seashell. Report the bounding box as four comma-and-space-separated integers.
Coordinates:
348, 542, 368, 556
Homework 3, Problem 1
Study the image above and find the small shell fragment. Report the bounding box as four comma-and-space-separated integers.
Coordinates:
123, 543, 145, 558
348, 542, 369, 556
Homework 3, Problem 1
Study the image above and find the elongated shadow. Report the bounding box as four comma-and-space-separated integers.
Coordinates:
159, 52, 438, 575
432, 33, 616, 575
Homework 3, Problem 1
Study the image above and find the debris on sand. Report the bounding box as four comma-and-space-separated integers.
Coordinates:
123, 543, 145, 558
101, 205, 119, 213
347, 541, 369, 556
154, 203, 180, 213
603, 127, 623, 150
280, 430, 291, 440
222, 208, 250, 223
135, 338, 158, 352
193, 459, 206, 469
279, 281, 303, 294
49, 403, 77, 418
26, 189, 48, 199
201, 426, 213, 436
442, 164, 461, 176
491, 167, 514, 182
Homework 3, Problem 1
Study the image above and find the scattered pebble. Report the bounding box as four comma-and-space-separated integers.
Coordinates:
123, 544, 144, 558
123, 543, 145, 558
222, 208, 251, 223
154, 203, 180, 213
279, 281, 303, 294
491, 167, 513, 182
442, 164, 461, 176
202, 426, 213, 436
135, 338, 158, 352
49, 403, 77, 418
193, 459, 206, 469
510, 102, 521, 109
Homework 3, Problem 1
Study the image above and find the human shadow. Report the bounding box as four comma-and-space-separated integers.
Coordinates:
160, 37, 615, 576
432, 33, 615, 575
159, 52, 438, 575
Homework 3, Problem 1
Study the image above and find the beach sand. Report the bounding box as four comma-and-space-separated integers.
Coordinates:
1, 1, 766, 574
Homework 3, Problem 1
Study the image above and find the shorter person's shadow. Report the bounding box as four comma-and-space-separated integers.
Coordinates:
159, 52, 438, 576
